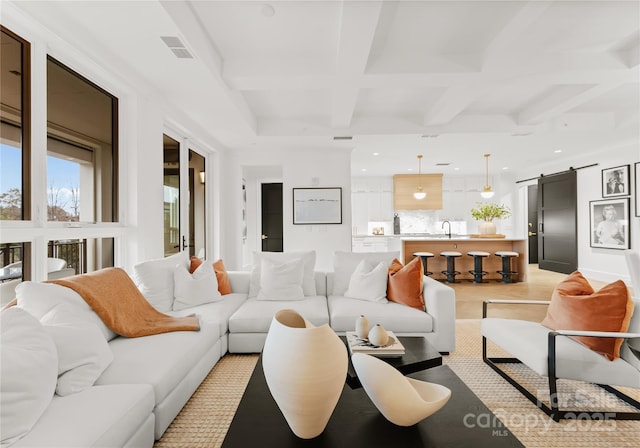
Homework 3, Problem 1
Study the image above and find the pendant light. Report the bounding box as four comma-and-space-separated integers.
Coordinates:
480, 153, 495, 199
413, 155, 427, 200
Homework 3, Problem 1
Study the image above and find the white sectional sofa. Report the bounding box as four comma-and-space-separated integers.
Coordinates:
228, 251, 456, 354
1, 250, 456, 448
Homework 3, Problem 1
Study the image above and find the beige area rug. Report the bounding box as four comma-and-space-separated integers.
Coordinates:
155, 322, 640, 448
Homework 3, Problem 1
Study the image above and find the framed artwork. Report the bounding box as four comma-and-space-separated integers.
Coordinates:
601, 165, 630, 198
293, 187, 342, 225
589, 198, 630, 249
633, 162, 640, 216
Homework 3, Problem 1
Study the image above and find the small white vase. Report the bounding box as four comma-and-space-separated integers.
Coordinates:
355, 315, 369, 339
262, 309, 348, 439
368, 324, 389, 347
478, 221, 496, 235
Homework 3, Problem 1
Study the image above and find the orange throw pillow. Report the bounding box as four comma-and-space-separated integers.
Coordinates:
189, 257, 232, 295
541, 271, 634, 361
213, 259, 232, 295
387, 257, 424, 311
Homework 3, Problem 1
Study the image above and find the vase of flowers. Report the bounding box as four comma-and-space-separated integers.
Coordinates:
470, 202, 511, 235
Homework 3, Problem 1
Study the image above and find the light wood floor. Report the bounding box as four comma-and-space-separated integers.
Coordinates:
449, 264, 606, 320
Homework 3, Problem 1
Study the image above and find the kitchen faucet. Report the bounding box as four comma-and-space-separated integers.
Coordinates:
442, 220, 451, 239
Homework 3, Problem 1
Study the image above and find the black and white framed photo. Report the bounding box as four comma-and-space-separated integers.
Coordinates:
601, 165, 630, 198
589, 198, 630, 249
635, 162, 639, 217
293, 187, 342, 225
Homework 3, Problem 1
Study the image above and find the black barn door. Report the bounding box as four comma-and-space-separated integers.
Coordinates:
538, 171, 577, 273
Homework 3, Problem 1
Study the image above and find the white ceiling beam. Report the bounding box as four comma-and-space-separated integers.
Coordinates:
423, 85, 483, 126
483, 1, 553, 66
517, 83, 623, 125
160, 0, 257, 134
331, 1, 383, 128
226, 53, 634, 92
258, 114, 537, 137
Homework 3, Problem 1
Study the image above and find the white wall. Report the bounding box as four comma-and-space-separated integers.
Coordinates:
219, 149, 352, 271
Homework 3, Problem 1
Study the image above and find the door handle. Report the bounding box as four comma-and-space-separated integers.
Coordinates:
261, 234, 268, 240
182, 236, 187, 250
528, 231, 537, 237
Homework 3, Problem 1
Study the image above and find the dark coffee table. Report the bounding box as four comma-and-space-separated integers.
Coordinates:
342, 336, 442, 388
221, 358, 524, 448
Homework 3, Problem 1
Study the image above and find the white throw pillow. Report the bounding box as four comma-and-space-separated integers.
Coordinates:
249, 251, 317, 297
16, 281, 117, 341
133, 251, 189, 312
40, 303, 114, 396
256, 258, 305, 301
1, 307, 58, 446
344, 259, 389, 302
173, 261, 223, 311
332, 251, 399, 296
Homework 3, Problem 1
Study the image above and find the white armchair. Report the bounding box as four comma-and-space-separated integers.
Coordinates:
481, 254, 640, 422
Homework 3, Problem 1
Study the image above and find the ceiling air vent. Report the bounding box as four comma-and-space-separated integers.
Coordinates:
435, 163, 451, 166
333, 136, 353, 141
160, 36, 194, 59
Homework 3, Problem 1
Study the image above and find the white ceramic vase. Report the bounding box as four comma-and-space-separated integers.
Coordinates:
368, 323, 389, 347
478, 221, 496, 235
352, 353, 451, 426
355, 315, 369, 339
262, 309, 348, 439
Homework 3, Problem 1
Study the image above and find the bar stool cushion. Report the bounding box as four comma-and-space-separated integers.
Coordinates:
467, 251, 490, 257
387, 258, 424, 311
495, 251, 519, 257
413, 252, 434, 258
440, 251, 462, 257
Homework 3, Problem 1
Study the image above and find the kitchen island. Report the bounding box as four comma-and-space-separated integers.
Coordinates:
402, 236, 528, 282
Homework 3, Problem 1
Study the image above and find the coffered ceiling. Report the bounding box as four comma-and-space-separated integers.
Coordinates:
10, 0, 640, 177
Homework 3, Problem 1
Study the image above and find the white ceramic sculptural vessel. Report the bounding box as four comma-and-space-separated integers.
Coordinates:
355, 315, 369, 339
262, 309, 348, 439
351, 353, 451, 426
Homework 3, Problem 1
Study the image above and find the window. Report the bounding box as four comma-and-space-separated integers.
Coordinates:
163, 134, 181, 256
47, 57, 118, 223
48, 237, 114, 275
0, 27, 31, 221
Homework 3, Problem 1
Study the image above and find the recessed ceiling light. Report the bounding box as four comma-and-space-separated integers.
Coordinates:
454, 167, 460, 171
554, 149, 562, 153
502, 166, 509, 170
373, 152, 379, 156
361, 168, 367, 172
407, 168, 414, 172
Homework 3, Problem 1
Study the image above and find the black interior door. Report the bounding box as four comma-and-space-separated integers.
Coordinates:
527, 184, 539, 264
538, 171, 577, 274
261, 183, 283, 252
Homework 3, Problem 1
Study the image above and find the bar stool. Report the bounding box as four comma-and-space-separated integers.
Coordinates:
467, 251, 490, 283
495, 251, 519, 283
413, 251, 434, 276
440, 251, 462, 283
